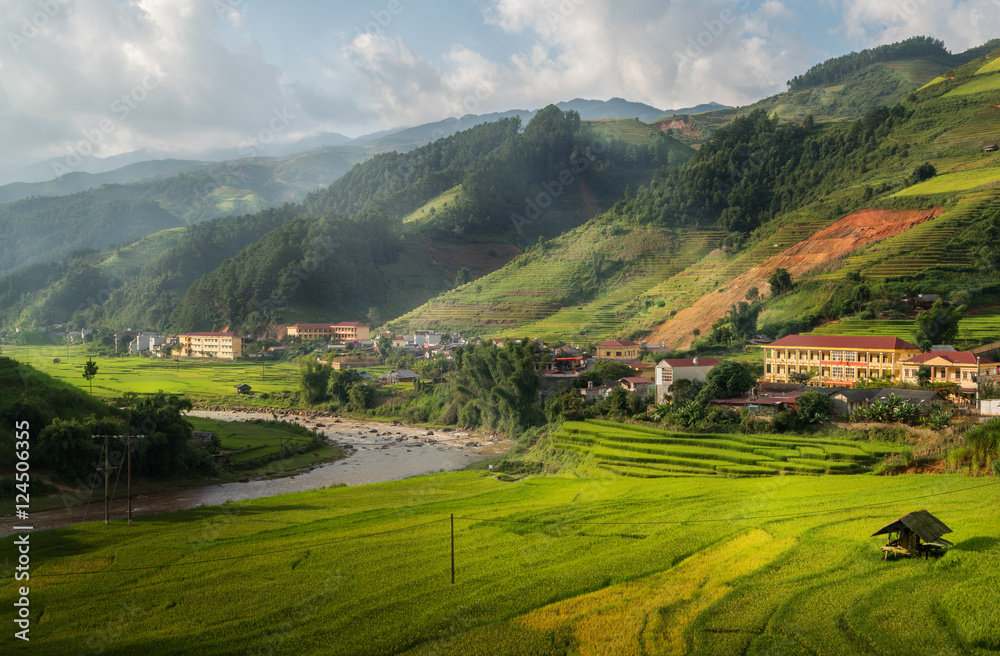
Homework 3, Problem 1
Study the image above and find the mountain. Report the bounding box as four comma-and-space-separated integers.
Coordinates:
387, 40, 1000, 347
0, 109, 690, 334
0, 146, 367, 278
0, 159, 203, 205
10, 37, 1000, 345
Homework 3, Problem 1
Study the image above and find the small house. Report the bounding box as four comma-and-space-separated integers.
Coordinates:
382, 369, 419, 384
871, 510, 953, 559
234, 383, 252, 395
619, 376, 654, 395
985, 144, 998, 153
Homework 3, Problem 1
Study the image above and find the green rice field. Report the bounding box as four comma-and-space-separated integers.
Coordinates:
809, 310, 1000, 344
893, 165, 1000, 196
4, 468, 998, 655
552, 420, 901, 477
2, 344, 303, 402
187, 416, 319, 463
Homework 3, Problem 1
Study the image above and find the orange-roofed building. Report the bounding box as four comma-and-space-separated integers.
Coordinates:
762, 335, 920, 387
900, 351, 995, 396
286, 322, 370, 343
595, 339, 639, 360
178, 332, 244, 360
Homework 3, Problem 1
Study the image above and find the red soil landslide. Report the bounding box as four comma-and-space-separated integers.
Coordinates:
646, 207, 943, 348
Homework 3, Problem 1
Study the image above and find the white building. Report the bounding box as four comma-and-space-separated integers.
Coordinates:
654, 357, 724, 404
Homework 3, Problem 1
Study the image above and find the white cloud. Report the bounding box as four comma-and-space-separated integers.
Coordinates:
829, 0, 1000, 51
0, 0, 333, 173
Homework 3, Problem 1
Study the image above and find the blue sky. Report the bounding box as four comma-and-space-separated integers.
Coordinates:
0, 0, 998, 173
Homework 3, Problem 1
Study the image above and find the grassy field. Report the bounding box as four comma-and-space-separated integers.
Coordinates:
808, 310, 1000, 344
2, 344, 304, 402
187, 416, 319, 463
893, 165, 1000, 196
552, 420, 901, 477
4, 469, 998, 655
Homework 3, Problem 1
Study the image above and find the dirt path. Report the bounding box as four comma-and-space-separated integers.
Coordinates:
646, 207, 943, 348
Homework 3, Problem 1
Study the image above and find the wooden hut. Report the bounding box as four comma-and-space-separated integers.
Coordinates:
871, 510, 953, 559
234, 383, 252, 395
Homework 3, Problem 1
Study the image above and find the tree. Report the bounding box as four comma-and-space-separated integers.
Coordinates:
82, 357, 99, 395
915, 299, 965, 346
788, 370, 815, 384
329, 369, 363, 405
669, 378, 703, 406
767, 268, 793, 296
700, 360, 755, 401
917, 365, 932, 388
376, 334, 393, 362
746, 287, 759, 302
796, 391, 830, 425
594, 360, 634, 380
910, 162, 936, 184
297, 357, 331, 404
455, 267, 471, 287
366, 306, 381, 328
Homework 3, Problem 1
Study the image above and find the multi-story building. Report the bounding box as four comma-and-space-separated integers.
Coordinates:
654, 357, 724, 403
900, 351, 995, 396
286, 322, 370, 343
762, 335, 920, 387
595, 339, 639, 360
178, 332, 244, 360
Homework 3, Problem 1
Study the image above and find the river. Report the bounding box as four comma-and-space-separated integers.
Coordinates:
2, 411, 510, 537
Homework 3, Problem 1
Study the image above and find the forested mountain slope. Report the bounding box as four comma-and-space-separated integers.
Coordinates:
391, 42, 1000, 347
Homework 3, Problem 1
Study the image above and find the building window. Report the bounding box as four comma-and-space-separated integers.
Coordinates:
832, 366, 843, 379
766, 364, 771, 374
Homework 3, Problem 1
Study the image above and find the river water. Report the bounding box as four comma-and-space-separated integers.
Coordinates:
2, 411, 510, 537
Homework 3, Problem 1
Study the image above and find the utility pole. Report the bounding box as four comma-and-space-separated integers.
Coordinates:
127, 435, 132, 527
450, 513, 455, 585
104, 435, 110, 525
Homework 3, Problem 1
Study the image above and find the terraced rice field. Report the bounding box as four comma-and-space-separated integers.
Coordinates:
12, 462, 1000, 656
935, 107, 1000, 144
894, 166, 1000, 196
977, 57, 1000, 75
552, 420, 900, 477
505, 231, 725, 341
944, 72, 1000, 97
809, 310, 1000, 343
815, 193, 995, 280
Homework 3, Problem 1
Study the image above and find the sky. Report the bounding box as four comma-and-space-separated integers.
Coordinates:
0, 0, 998, 175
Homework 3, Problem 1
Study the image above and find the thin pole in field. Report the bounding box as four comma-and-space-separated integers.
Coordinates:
451, 513, 455, 585
104, 435, 109, 525
127, 435, 132, 527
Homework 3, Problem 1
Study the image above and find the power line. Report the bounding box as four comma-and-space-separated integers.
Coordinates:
21, 518, 447, 579
455, 480, 1000, 527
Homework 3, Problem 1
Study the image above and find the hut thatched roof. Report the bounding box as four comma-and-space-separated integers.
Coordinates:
871, 510, 953, 545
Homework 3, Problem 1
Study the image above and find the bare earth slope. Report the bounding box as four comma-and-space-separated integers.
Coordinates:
647, 207, 943, 348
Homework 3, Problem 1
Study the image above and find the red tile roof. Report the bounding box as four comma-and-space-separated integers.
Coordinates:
657, 357, 724, 368
290, 322, 367, 328
902, 351, 996, 366
598, 339, 639, 347
183, 332, 239, 337
767, 335, 918, 350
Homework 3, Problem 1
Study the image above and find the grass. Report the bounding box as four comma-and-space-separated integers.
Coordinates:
5, 344, 303, 403
4, 469, 998, 655
187, 416, 318, 463
944, 72, 1000, 97
892, 165, 1000, 196
553, 420, 901, 477
808, 309, 1000, 344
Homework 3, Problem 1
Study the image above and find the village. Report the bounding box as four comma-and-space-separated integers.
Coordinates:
48, 318, 1000, 419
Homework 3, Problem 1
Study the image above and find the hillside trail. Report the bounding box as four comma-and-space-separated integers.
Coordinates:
646, 207, 943, 348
